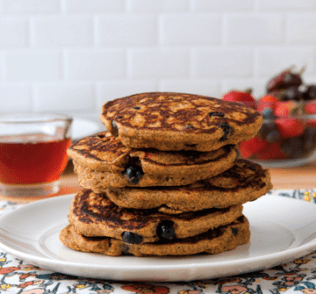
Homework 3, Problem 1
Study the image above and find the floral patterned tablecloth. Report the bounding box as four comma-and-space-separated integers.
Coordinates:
1, 189, 316, 294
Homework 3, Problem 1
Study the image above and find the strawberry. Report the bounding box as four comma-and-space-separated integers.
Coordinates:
274, 100, 304, 117
238, 137, 267, 158
254, 142, 286, 160
257, 95, 279, 113
222, 90, 256, 109
275, 117, 305, 138
274, 101, 290, 117
266, 66, 303, 92
273, 101, 306, 137
305, 100, 316, 115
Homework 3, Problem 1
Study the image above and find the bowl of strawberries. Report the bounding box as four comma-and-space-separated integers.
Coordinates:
223, 66, 316, 167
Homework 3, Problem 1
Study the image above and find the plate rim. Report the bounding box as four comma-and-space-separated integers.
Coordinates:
1, 194, 316, 280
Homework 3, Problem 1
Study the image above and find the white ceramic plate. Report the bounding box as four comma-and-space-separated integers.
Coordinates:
1, 194, 316, 282
72, 118, 103, 141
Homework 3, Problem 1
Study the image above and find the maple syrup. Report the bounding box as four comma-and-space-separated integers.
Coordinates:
0, 134, 71, 184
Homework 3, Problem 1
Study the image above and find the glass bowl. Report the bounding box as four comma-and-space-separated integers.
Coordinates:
238, 103, 316, 168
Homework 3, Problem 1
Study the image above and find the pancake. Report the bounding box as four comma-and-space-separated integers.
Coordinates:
100, 92, 263, 151
68, 132, 238, 188
104, 159, 272, 213
68, 189, 243, 243
206, 158, 267, 188
60, 216, 250, 256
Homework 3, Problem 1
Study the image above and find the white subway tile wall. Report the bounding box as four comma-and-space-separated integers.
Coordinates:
0, 0, 316, 117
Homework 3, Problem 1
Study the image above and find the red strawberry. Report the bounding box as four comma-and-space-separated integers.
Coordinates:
275, 117, 305, 138
238, 137, 267, 158
273, 101, 306, 137
257, 95, 279, 113
305, 100, 316, 114
254, 142, 286, 160
274, 101, 289, 117
267, 66, 303, 92
222, 90, 256, 109
274, 100, 302, 117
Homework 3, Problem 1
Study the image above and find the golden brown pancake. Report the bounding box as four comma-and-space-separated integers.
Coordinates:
206, 158, 267, 188
100, 92, 263, 151
104, 159, 272, 213
68, 132, 238, 187
68, 189, 244, 243
60, 216, 250, 256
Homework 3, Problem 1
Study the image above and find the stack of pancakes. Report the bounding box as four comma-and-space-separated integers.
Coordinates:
60, 92, 272, 257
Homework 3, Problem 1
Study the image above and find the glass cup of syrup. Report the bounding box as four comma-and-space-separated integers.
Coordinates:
0, 113, 72, 197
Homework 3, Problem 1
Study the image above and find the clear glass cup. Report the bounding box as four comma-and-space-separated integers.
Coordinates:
0, 113, 72, 197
